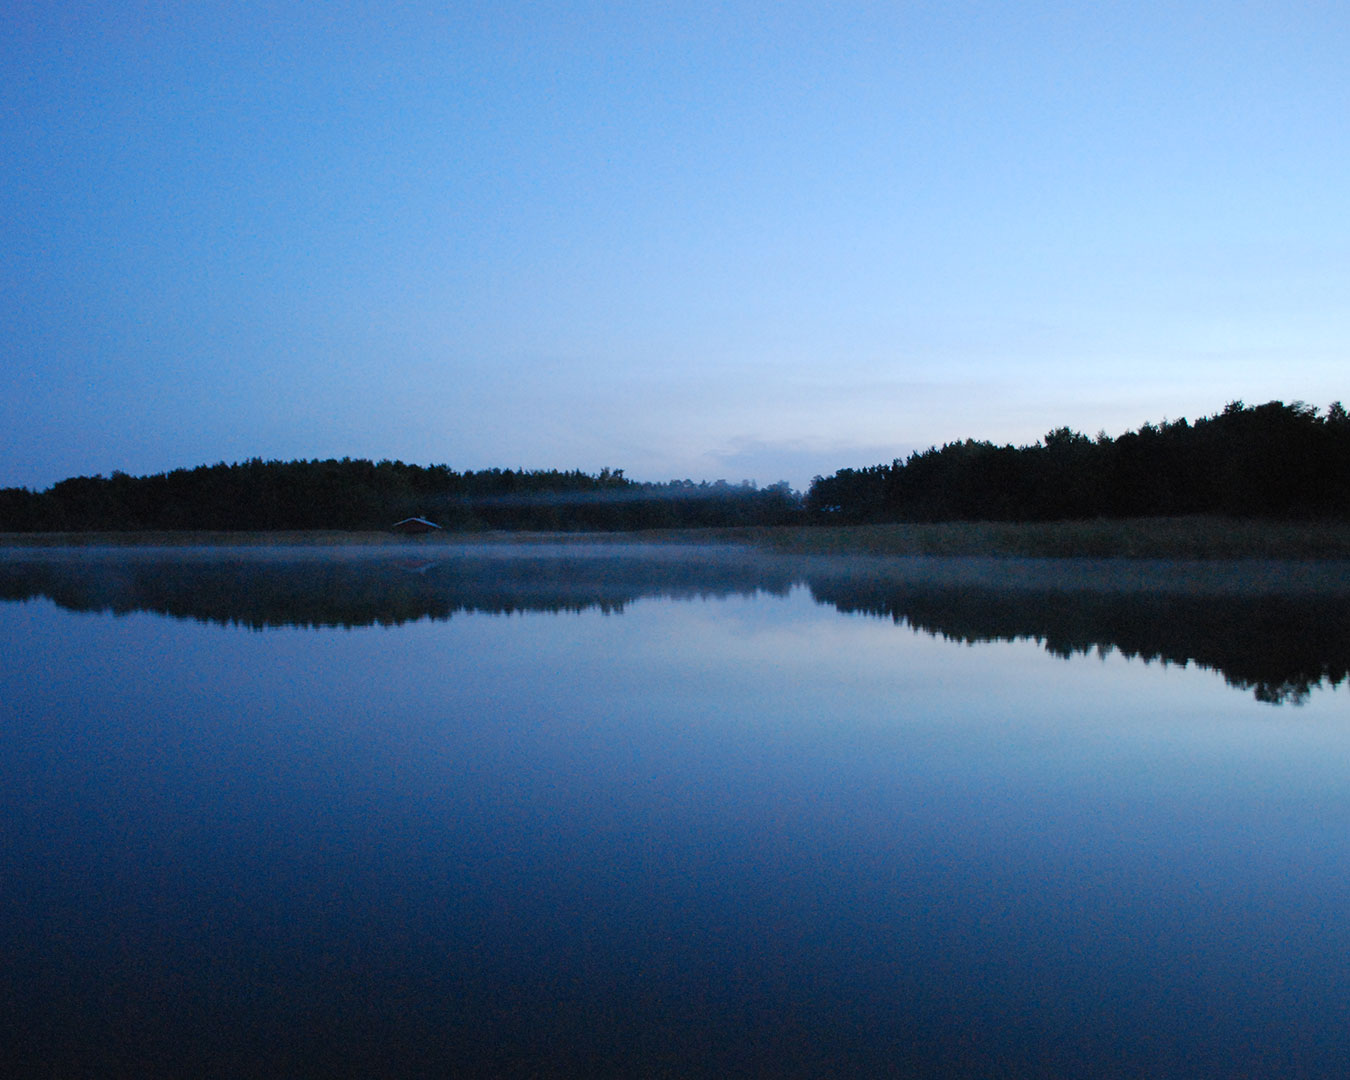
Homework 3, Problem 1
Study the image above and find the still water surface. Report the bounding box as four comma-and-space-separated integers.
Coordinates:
2, 546, 1349, 1077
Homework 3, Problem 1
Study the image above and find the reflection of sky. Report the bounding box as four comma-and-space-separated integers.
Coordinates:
4, 586, 1350, 1073
4, 3, 1349, 490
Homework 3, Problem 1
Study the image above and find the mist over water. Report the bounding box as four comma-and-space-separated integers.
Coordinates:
3, 545, 1347, 702
3, 545, 1349, 1077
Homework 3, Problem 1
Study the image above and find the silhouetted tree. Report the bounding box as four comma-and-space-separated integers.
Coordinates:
808, 400, 1350, 522
0, 459, 804, 533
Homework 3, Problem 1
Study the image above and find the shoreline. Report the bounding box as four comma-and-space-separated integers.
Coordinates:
3, 516, 1350, 560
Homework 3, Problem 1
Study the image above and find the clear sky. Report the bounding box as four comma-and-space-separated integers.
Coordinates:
4, 1, 1347, 491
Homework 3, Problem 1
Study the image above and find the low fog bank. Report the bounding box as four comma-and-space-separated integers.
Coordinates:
2, 543, 1347, 597
3, 546, 1346, 703
0, 541, 752, 565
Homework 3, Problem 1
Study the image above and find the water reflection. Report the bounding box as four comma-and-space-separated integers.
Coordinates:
0, 545, 793, 626
808, 572, 1350, 705
5, 545, 1350, 1078
2, 545, 1348, 703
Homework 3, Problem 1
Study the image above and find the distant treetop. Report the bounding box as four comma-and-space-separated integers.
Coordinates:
0, 459, 801, 533
806, 400, 1350, 522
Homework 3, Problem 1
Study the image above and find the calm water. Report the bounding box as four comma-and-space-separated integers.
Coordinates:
2, 545, 1349, 1078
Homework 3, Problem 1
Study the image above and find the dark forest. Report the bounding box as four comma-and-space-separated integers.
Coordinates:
0, 461, 800, 532
807, 400, 1350, 523
2, 399, 1347, 532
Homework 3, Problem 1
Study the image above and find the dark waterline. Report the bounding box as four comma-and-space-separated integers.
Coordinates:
2, 547, 1349, 1077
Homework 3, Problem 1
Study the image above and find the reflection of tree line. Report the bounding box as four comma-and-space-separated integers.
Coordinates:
2, 554, 1346, 703
0, 555, 794, 631
808, 579, 1350, 704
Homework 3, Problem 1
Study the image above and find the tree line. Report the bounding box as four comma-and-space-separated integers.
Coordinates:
0, 459, 801, 532
806, 400, 1350, 522
3, 399, 1346, 532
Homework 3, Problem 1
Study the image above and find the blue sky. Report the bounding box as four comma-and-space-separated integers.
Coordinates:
4, 1, 1347, 491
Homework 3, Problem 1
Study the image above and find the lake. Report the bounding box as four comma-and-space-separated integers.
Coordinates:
2, 544, 1349, 1078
